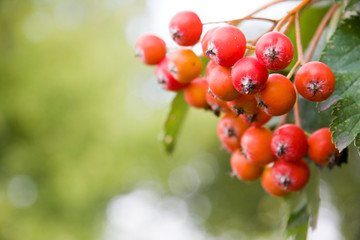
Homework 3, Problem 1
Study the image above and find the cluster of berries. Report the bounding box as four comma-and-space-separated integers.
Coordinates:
135, 11, 340, 196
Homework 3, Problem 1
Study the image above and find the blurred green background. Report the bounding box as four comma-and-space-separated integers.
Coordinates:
1, 0, 360, 239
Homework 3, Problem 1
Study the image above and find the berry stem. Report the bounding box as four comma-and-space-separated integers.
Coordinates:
282, 15, 294, 34
304, 3, 339, 63
274, 0, 312, 31
203, 17, 278, 25
246, 45, 256, 50
295, 11, 305, 64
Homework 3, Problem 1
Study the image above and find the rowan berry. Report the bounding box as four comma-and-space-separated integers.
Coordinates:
184, 78, 209, 109
167, 48, 202, 83
231, 150, 263, 181
217, 113, 248, 152
206, 91, 230, 116
232, 57, 269, 95
239, 108, 271, 127
294, 61, 335, 102
255, 32, 294, 71
308, 127, 340, 166
135, 34, 166, 65
241, 126, 276, 166
256, 74, 296, 116
205, 60, 218, 79
271, 124, 308, 161
169, 11, 203, 46
206, 26, 246, 67
208, 65, 241, 101
271, 159, 310, 192
261, 166, 288, 197
155, 58, 189, 91
227, 94, 258, 116
201, 27, 219, 56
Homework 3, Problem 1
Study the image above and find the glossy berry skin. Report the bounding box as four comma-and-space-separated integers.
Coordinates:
241, 126, 276, 166
206, 26, 246, 67
227, 94, 258, 116
232, 57, 269, 95
208, 65, 241, 101
231, 150, 263, 181
308, 128, 339, 166
205, 60, 218, 79
201, 27, 219, 56
257, 74, 296, 116
206, 91, 230, 116
295, 61, 335, 102
169, 11, 202, 46
217, 113, 248, 152
261, 166, 288, 197
167, 48, 202, 83
271, 124, 308, 161
271, 159, 310, 192
184, 78, 209, 109
135, 34, 166, 65
155, 58, 189, 91
255, 32, 294, 71
239, 108, 271, 127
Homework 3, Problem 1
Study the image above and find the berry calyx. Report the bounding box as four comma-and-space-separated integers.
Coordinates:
256, 73, 296, 116
201, 27, 219, 56
169, 11, 203, 46
167, 48, 202, 83
307, 127, 340, 167
206, 26, 246, 67
227, 94, 258, 116
271, 159, 310, 192
239, 108, 271, 127
255, 32, 294, 71
206, 91, 230, 116
231, 150, 263, 181
271, 124, 308, 161
261, 166, 288, 197
241, 126, 276, 166
135, 34, 166, 65
232, 57, 269, 95
294, 61, 335, 102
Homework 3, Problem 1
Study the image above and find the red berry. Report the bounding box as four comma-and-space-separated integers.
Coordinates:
167, 48, 202, 83
256, 74, 296, 116
169, 11, 203, 46
271, 124, 308, 161
217, 113, 248, 152
206, 26, 246, 67
232, 57, 269, 95
239, 108, 271, 127
231, 150, 263, 181
208, 65, 240, 101
294, 61, 335, 102
201, 27, 219, 56
155, 58, 189, 91
255, 32, 294, 71
184, 78, 209, 109
308, 127, 340, 166
227, 94, 258, 116
271, 159, 310, 192
135, 34, 166, 65
241, 126, 276, 166
261, 166, 288, 197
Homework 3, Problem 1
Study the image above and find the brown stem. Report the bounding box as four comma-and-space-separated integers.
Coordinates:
203, 17, 278, 25
304, 3, 339, 63
274, 0, 312, 31
287, 60, 301, 79
295, 11, 305, 64
282, 15, 294, 34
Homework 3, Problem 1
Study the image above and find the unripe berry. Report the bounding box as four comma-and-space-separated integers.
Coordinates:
294, 61, 335, 102
232, 57, 269, 95
261, 166, 288, 197
231, 150, 263, 181
206, 26, 246, 67
308, 127, 340, 166
208, 65, 241, 101
135, 34, 166, 65
169, 11, 203, 46
241, 126, 276, 166
271, 124, 308, 161
184, 78, 209, 109
256, 74, 296, 116
155, 58, 189, 91
255, 32, 294, 71
167, 48, 202, 83
271, 159, 310, 192
217, 113, 248, 152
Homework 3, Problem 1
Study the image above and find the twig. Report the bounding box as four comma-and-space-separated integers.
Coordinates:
274, 0, 312, 31
295, 11, 305, 64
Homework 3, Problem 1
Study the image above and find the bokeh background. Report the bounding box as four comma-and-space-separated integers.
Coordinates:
1, 0, 360, 239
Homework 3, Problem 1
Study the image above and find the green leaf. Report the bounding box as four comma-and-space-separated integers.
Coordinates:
161, 91, 189, 154
305, 164, 320, 229
285, 204, 309, 240
319, 16, 360, 153
345, 0, 360, 12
